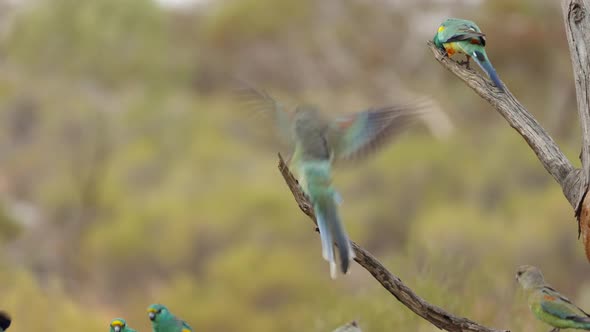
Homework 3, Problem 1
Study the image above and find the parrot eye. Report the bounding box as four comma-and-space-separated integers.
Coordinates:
157, 309, 162, 314
517, 271, 523, 277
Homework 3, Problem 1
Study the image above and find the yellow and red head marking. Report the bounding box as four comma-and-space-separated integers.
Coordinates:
111, 320, 125, 328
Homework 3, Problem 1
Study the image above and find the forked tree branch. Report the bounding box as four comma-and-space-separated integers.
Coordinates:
277, 154, 508, 332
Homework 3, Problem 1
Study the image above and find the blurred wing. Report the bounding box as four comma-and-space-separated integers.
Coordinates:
540, 287, 590, 322
235, 85, 293, 144
327, 103, 425, 163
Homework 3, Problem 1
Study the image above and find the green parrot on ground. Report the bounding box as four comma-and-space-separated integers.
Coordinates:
0, 312, 10, 332
109, 318, 136, 332
240, 87, 426, 278
516, 265, 590, 331
147, 304, 193, 332
433, 18, 504, 91
333, 320, 362, 332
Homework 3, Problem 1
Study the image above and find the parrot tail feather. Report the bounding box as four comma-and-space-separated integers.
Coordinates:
317, 210, 334, 261
315, 196, 354, 279
0, 312, 11, 331
316, 207, 337, 279
472, 51, 504, 92
571, 315, 590, 325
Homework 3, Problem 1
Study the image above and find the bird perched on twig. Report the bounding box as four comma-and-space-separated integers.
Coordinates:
147, 304, 193, 332
109, 318, 137, 332
516, 265, 590, 331
433, 18, 504, 92
0, 312, 10, 332
238, 86, 428, 278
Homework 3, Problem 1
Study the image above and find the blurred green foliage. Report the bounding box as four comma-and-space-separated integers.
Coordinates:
7, 0, 172, 85
0, 0, 589, 332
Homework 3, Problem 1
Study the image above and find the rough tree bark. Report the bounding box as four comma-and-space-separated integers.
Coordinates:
562, 0, 590, 259
278, 155, 509, 332
426, 0, 590, 261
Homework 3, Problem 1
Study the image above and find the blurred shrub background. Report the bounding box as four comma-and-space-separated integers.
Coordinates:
0, 0, 588, 331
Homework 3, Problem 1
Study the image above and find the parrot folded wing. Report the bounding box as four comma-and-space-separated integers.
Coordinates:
444, 29, 486, 45
540, 288, 590, 321
180, 319, 193, 332
327, 105, 424, 163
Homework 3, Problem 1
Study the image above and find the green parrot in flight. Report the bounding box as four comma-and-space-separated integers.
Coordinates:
109, 318, 136, 332
0, 311, 10, 332
147, 304, 193, 332
516, 265, 590, 331
240, 87, 426, 278
333, 320, 362, 332
433, 18, 504, 91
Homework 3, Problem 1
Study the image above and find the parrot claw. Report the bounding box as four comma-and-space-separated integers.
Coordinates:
457, 59, 471, 70
549, 328, 560, 332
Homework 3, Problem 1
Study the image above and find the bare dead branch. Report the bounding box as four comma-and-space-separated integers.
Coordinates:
563, 0, 590, 187
427, 41, 586, 213
562, 0, 590, 256
277, 153, 509, 332
428, 3, 590, 261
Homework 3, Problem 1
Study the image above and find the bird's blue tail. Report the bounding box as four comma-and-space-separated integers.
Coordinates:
570, 315, 590, 329
315, 195, 354, 279
472, 51, 504, 92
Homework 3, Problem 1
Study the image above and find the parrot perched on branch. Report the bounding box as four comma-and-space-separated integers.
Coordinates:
109, 318, 136, 332
516, 265, 590, 331
147, 304, 193, 332
239, 87, 427, 278
433, 18, 504, 91
0, 312, 10, 332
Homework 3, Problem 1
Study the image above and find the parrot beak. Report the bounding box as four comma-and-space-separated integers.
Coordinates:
148, 312, 156, 321
113, 326, 121, 332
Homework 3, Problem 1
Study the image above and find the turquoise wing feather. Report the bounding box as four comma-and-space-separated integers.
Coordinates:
540, 287, 590, 322
439, 19, 485, 44
327, 105, 423, 162
178, 319, 193, 332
